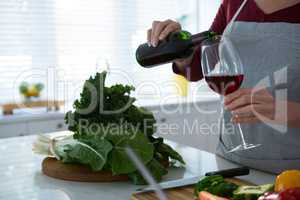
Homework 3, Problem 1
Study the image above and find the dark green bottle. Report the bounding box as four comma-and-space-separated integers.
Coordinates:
136, 30, 217, 68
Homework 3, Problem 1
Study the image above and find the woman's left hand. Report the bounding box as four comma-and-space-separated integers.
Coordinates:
224, 88, 275, 124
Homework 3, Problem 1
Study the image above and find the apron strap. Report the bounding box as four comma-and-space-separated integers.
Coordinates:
224, 0, 248, 34
219, 0, 248, 152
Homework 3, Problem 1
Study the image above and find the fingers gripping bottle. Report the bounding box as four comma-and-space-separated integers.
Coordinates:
136, 30, 217, 68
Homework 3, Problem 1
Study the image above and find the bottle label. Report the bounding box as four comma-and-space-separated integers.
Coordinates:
179, 31, 192, 41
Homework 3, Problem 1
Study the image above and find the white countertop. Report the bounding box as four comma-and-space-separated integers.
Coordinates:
0, 135, 276, 200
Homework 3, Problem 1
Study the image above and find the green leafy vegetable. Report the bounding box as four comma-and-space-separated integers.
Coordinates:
156, 143, 185, 165
208, 181, 238, 198
194, 175, 238, 198
54, 137, 113, 171
110, 129, 154, 175
61, 71, 184, 184
128, 159, 168, 185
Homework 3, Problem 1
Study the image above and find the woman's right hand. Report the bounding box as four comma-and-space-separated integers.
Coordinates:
148, 19, 193, 71
148, 19, 181, 47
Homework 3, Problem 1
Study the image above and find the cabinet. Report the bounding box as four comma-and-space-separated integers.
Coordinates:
0, 123, 28, 138
27, 119, 67, 134
0, 113, 67, 138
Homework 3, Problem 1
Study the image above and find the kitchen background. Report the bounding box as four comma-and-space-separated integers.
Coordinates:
0, 0, 221, 152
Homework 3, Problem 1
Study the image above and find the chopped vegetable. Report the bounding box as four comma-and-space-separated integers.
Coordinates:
275, 170, 300, 192
194, 175, 238, 198
232, 184, 274, 200
258, 188, 300, 200
198, 191, 229, 200
257, 192, 279, 200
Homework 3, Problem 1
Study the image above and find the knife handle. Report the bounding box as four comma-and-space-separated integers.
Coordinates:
205, 167, 250, 178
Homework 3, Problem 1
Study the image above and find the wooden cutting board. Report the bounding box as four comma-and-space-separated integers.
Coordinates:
42, 157, 170, 182
42, 157, 129, 182
131, 178, 253, 200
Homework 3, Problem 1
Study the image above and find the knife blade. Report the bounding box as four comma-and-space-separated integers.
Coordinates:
136, 167, 249, 193
136, 176, 201, 193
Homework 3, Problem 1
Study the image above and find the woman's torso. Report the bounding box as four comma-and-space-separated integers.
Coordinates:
214, 0, 300, 174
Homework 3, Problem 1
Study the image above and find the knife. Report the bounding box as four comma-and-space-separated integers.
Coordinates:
136, 167, 250, 193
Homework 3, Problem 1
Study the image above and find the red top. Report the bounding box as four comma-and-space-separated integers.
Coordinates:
173, 0, 300, 81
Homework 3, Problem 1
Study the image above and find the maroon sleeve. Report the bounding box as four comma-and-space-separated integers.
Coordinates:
173, 0, 228, 82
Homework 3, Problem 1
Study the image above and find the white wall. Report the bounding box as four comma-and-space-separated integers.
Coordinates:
197, 0, 222, 31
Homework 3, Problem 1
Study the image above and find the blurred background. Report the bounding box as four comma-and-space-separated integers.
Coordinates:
0, 0, 221, 104
0, 0, 221, 141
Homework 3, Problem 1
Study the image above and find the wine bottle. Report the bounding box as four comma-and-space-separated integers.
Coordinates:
135, 30, 217, 68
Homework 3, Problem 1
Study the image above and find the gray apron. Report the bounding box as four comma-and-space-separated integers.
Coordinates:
217, 0, 300, 174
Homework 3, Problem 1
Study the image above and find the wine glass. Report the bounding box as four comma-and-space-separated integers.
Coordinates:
201, 36, 261, 153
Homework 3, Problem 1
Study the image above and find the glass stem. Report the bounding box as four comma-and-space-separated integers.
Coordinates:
237, 123, 247, 147
220, 96, 225, 136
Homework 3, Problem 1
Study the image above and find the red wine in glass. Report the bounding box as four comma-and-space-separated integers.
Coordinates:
205, 74, 244, 96
201, 37, 261, 153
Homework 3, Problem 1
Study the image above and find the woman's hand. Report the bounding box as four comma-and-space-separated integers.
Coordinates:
224, 88, 275, 124
224, 88, 300, 128
148, 19, 181, 47
148, 19, 193, 71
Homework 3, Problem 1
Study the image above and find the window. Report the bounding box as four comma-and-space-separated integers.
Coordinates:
0, 0, 221, 108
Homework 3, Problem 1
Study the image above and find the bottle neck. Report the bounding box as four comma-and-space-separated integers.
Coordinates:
190, 31, 217, 46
